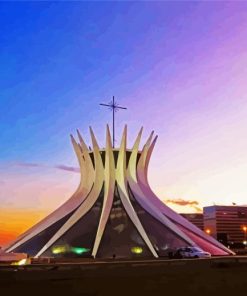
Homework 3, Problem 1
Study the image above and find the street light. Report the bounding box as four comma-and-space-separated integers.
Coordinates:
205, 229, 211, 235
242, 226, 247, 247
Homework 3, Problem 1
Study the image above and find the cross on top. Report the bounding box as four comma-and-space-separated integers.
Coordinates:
100, 96, 127, 148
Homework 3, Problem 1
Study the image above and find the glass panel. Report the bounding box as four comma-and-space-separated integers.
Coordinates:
13, 211, 75, 256
97, 184, 152, 258
128, 186, 189, 256
93, 150, 139, 169
42, 185, 104, 258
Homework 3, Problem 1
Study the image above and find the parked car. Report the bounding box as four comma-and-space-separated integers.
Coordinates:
173, 246, 211, 259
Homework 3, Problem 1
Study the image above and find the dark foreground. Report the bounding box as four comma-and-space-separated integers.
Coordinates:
1, 257, 247, 296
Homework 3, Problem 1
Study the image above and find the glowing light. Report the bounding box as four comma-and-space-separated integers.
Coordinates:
18, 258, 28, 265
131, 246, 143, 254
243, 241, 247, 245
205, 229, 211, 235
243, 226, 247, 232
52, 245, 67, 254
71, 247, 90, 255
11, 258, 31, 266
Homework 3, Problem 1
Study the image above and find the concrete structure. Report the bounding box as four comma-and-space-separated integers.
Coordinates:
0, 250, 27, 263
3, 126, 233, 258
180, 213, 204, 231
204, 205, 247, 245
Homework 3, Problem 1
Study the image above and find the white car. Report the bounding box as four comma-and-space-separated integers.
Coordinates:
175, 246, 211, 259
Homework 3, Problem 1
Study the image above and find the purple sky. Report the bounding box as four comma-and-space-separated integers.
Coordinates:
1, 2, 247, 244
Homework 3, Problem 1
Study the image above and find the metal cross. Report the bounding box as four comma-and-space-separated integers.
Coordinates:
100, 96, 127, 148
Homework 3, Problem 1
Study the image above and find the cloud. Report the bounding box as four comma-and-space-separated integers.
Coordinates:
164, 198, 202, 212
165, 198, 199, 206
13, 162, 80, 174
15, 162, 43, 168
54, 165, 80, 173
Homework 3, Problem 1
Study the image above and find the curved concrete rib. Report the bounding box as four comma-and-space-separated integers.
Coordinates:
76, 129, 95, 192
92, 125, 115, 257
35, 127, 104, 257
127, 130, 195, 246
116, 126, 158, 258
136, 131, 155, 187
137, 135, 234, 255
127, 126, 143, 183
6, 134, 93, 253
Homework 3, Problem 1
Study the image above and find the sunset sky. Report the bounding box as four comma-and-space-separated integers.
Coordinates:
1, 1, 247, 246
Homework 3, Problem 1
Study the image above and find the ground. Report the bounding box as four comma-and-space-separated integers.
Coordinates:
1, 257, 247, 296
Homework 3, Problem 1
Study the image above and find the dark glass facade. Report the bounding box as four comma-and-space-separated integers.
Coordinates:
97, 185, 152, 258
88, 150, 141, 169
42, 185, 104, 258
13, 211, 75, 256
128, 186, 188, 256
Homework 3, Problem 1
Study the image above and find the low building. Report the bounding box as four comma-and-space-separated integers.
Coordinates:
0, 250, 27, 263
180, 213, 204, 231
203, 205, 247, 245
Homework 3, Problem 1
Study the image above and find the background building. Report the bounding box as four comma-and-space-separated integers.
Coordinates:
203, 205, 247, 246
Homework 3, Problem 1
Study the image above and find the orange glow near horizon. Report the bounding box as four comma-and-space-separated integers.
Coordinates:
0, 169, 79, 247
0, 208, 49, 247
